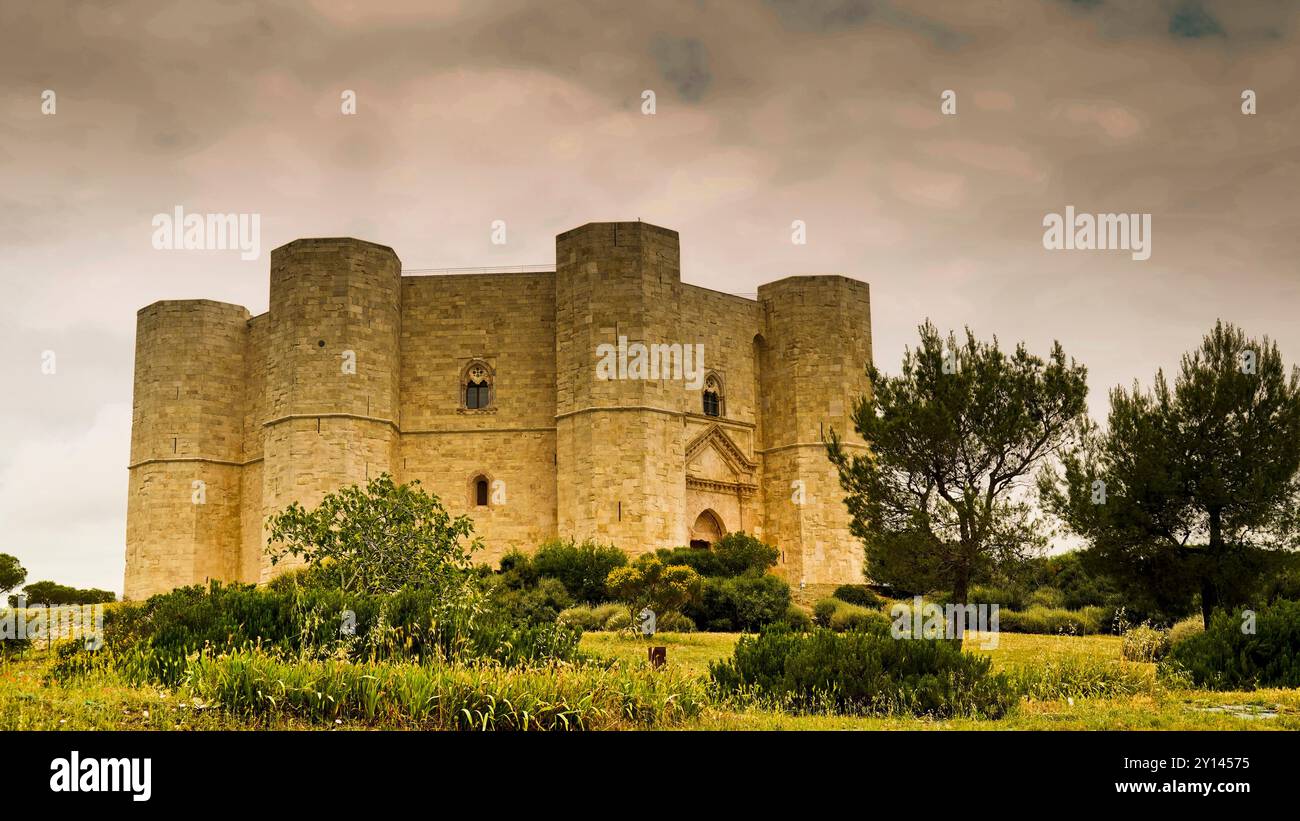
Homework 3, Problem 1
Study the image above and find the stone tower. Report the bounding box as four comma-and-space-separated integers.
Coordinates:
756, 276, 872, 586
259, 238, 402, 582
125, 300, 250, 595
554, 222, 688, 548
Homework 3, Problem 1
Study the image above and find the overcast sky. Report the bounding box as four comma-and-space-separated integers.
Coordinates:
1, 0, 1297, 595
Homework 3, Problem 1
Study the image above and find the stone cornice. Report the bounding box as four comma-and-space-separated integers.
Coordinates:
687, 476, 757, 497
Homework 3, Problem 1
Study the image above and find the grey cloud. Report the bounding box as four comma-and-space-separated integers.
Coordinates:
651, 35, 712, 102
764, 0, 967, 47
1168, 0, 1224, 38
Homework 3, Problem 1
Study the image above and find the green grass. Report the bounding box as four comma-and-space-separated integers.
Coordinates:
576, 630, 1300, 730
4, 630, 1299, 730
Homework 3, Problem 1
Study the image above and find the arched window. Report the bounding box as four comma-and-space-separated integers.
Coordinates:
702, 373, 723, 417
474, 476, 489, 506
463, 362, 494, 410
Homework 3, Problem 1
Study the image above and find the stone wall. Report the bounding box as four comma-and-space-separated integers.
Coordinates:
397, 272, 558, 567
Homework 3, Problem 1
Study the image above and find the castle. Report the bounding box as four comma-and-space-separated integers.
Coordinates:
124, 221, 873, 600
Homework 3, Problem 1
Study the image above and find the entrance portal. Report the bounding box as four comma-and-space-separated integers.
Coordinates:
689, 509, 724, 549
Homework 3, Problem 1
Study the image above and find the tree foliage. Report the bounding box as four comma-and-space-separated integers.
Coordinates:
531, 538, 627, 603
1041, 321, 1300, 626
829, 321, 1089, 603
0, 553, 27, 596
12, 580, 115, 606
266, 474, 481, 597
606, 555, 703, 623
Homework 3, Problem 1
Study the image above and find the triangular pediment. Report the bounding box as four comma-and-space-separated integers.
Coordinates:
684, 424, 757, 479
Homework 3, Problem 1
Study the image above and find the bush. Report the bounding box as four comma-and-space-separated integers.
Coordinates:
814, 597, 891, 633
655, 611, 696, 633
1025, 587, 1066, 610
491, 577, 573, 625
831, 604, 892, 635
1161, 600, 1300, 690
495, 549, 541, 589
1168, 616, 1204, 647
1121, 624, 1171, 662
723, 574, 790, 631
556, 603, 624, 632
813, 599, 838, 627
781, 606, 813, 631
685, 574, 791, 631
710, 533, 779, 576
531, 539, 627, 603
709, 626, 1016, 718
656, 532, 780, 579
997, 606, 1106, 636
968, 584, 1026, 611
654, 547, 727, 578
604, 611, 632, 632
832, 584, 881, 608
52, 582, 582, 686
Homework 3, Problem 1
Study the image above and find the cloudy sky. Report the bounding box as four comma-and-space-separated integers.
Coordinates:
1, 0, 1297, 594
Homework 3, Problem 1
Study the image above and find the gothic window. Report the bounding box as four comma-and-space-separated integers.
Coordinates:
474, 476, 490, 506
702, 373, 723, 417
463, 362, 494, 410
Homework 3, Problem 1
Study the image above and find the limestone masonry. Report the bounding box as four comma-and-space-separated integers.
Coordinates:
124, 221, 873, 600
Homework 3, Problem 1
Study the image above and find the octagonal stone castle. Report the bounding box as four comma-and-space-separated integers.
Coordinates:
124, 221, 873, 600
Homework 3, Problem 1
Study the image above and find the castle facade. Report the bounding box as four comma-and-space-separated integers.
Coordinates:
124, 221, 872, 600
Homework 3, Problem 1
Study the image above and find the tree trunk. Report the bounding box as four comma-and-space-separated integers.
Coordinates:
1199, 576, 1218, 630
951, 562, 970, 606
949, 556, 971, 649
1201, 508, 1224, 629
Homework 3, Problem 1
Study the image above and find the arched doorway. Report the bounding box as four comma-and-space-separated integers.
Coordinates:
689, 509, 724, 549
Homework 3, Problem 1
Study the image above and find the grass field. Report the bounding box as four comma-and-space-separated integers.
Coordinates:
579, 630, 1300, 730
2, 631, 1297, 730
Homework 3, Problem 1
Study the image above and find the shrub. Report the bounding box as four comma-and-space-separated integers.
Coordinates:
812, 599, 838, 627
1168, 616, 1204, 647
830, 603, 892, 635
656, 532, 780, 579
709, 626, 1016, 718
832, 584, 881, 608
532, 539, 627, 603
604, 612, 632, 632
710, 532, 779, 576
1025, 587, 1066, 610
1009, 656, 1153, 700
968, 584, 1026, 611
1121, 624, 1171, 662
997, 606, 1105, 635
52, 582, 582, 686
495, 549, 541, 589
556, 603, 624, 632
814, 597, 892, 633
655, 611, 696, 633
607, 556, 703, 624
1161, 600, 1300, 690
655, 547, 726, 578
490, 577, 573, 625
686, 574, 791, 632
723, 574, 790, 631
186, 650, 708, 729
265, 474, 478, 596
781, 606, 813, 632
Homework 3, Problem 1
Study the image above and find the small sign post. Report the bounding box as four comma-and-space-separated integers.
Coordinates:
639, 607, 666, 668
